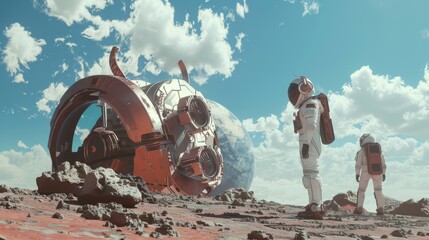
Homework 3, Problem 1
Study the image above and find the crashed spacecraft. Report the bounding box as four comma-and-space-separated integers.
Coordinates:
48, 47, 223, 195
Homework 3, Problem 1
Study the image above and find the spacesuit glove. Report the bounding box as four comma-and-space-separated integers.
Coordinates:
355, 175, 360, 182
302, 144, 309, 159
382, 174, 385, 182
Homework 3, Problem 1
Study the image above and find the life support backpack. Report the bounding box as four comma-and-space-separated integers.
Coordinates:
292, 93, 335, 145
363, 142, 383, 175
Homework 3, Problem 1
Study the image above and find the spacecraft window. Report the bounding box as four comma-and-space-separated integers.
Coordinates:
189, 98, 209, 128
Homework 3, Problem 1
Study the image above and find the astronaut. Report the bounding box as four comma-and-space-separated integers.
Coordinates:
288, 76, 326, 219
354, 133, 387, 215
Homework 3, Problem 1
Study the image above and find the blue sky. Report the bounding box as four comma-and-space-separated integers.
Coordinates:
1, 0, 429, 211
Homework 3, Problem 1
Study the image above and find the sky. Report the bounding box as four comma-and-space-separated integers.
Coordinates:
1, 0, 429, 212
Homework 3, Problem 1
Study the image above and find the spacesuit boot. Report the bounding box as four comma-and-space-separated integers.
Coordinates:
374, 187, 385, 216
297, 173, 324, 220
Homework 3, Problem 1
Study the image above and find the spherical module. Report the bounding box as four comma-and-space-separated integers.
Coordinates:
205, 100, 255, 196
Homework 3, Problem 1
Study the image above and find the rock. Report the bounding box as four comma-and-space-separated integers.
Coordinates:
247, 230, 273, 240
0, 185, 11, 193
77, 168, 142, 207
155, 224, 180, 237
56, 200, 74, 210
136, 229, 149, 237
36, 161, 92, 195
196, 220, 216, 227
139, 212, 163, 225
391, 229, 407, 238
215, 188, 256, 203
332, 191, 357, 207
52, 212, 64, 219
390, 198, 429, 217
381, 235, 388, 239
294, 230, 309, 240
117, 173, 155, 202
150, 231, 161, 238
78, 202, 123, 221
361, 236, 375, 240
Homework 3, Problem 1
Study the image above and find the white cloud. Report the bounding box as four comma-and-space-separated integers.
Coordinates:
87, 47, 125, 76
75, 127, 90, 142
235, 32, 245, 52
0, 144, 51, 189
82, 15, 111, 41
54, 37, 65, 43
36, 82, 69, 113
12, 73, 28, 84
2, 22, 46, 76
75, 57, 87, 80
114, 0, 237, 84
244, 65, 429, 210
44, 0, 238, 85
236, 0, 249, 19
44, 0, 113, 42
17, 140, 28, 149
52, 62, 69, 77
226, 10, 235, 22
65, 42, 77, 49
44, 0, 112, 26
331, 65, 429, 138
302, 1, 320, 16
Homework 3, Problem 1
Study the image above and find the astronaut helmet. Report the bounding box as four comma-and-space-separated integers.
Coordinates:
288, 76, 315, 108
359, 133, 375, 147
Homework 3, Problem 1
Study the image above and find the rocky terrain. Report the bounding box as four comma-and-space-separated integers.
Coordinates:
0, 163, 428, 239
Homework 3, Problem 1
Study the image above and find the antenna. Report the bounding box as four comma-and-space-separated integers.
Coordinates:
178, 60, 189, 83
109, 46, 126, 78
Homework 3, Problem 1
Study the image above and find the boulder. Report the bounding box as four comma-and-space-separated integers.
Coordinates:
332, 191, 357, 207
390, 198, 429, 217
77, 168, 142, 207
36, 161, 92, 195
0, 184, 11, 193
215, 188, 256, 203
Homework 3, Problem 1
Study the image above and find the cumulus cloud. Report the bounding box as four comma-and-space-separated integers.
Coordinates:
0, 144, 51, 189
235, 32, 245, 52
87, 47, 125, 76
236, 0, 249, 19
331, 65, 429, 138
302, 0, 320, 16
43, 0, 238, 85
75, 127, 90, 142
36, 82, 69, 113
113, 0, 237, 84
12, 73, 27, 84
44, 0, 112, 26
2, 22, 46, 76
245, 65, 429, 210
17, 140, 28, 149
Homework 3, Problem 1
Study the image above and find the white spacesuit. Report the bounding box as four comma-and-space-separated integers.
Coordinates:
288, 76, 325, 219
354, 133, 387, 215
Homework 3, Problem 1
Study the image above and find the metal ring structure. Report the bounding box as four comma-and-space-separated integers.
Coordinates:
48, 75, 219, 195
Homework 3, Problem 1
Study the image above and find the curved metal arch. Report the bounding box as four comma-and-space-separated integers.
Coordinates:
48, 75, 163, 169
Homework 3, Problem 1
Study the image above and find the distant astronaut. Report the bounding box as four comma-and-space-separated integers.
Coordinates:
288, 76, 335, 220
354, 133, 387, 215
